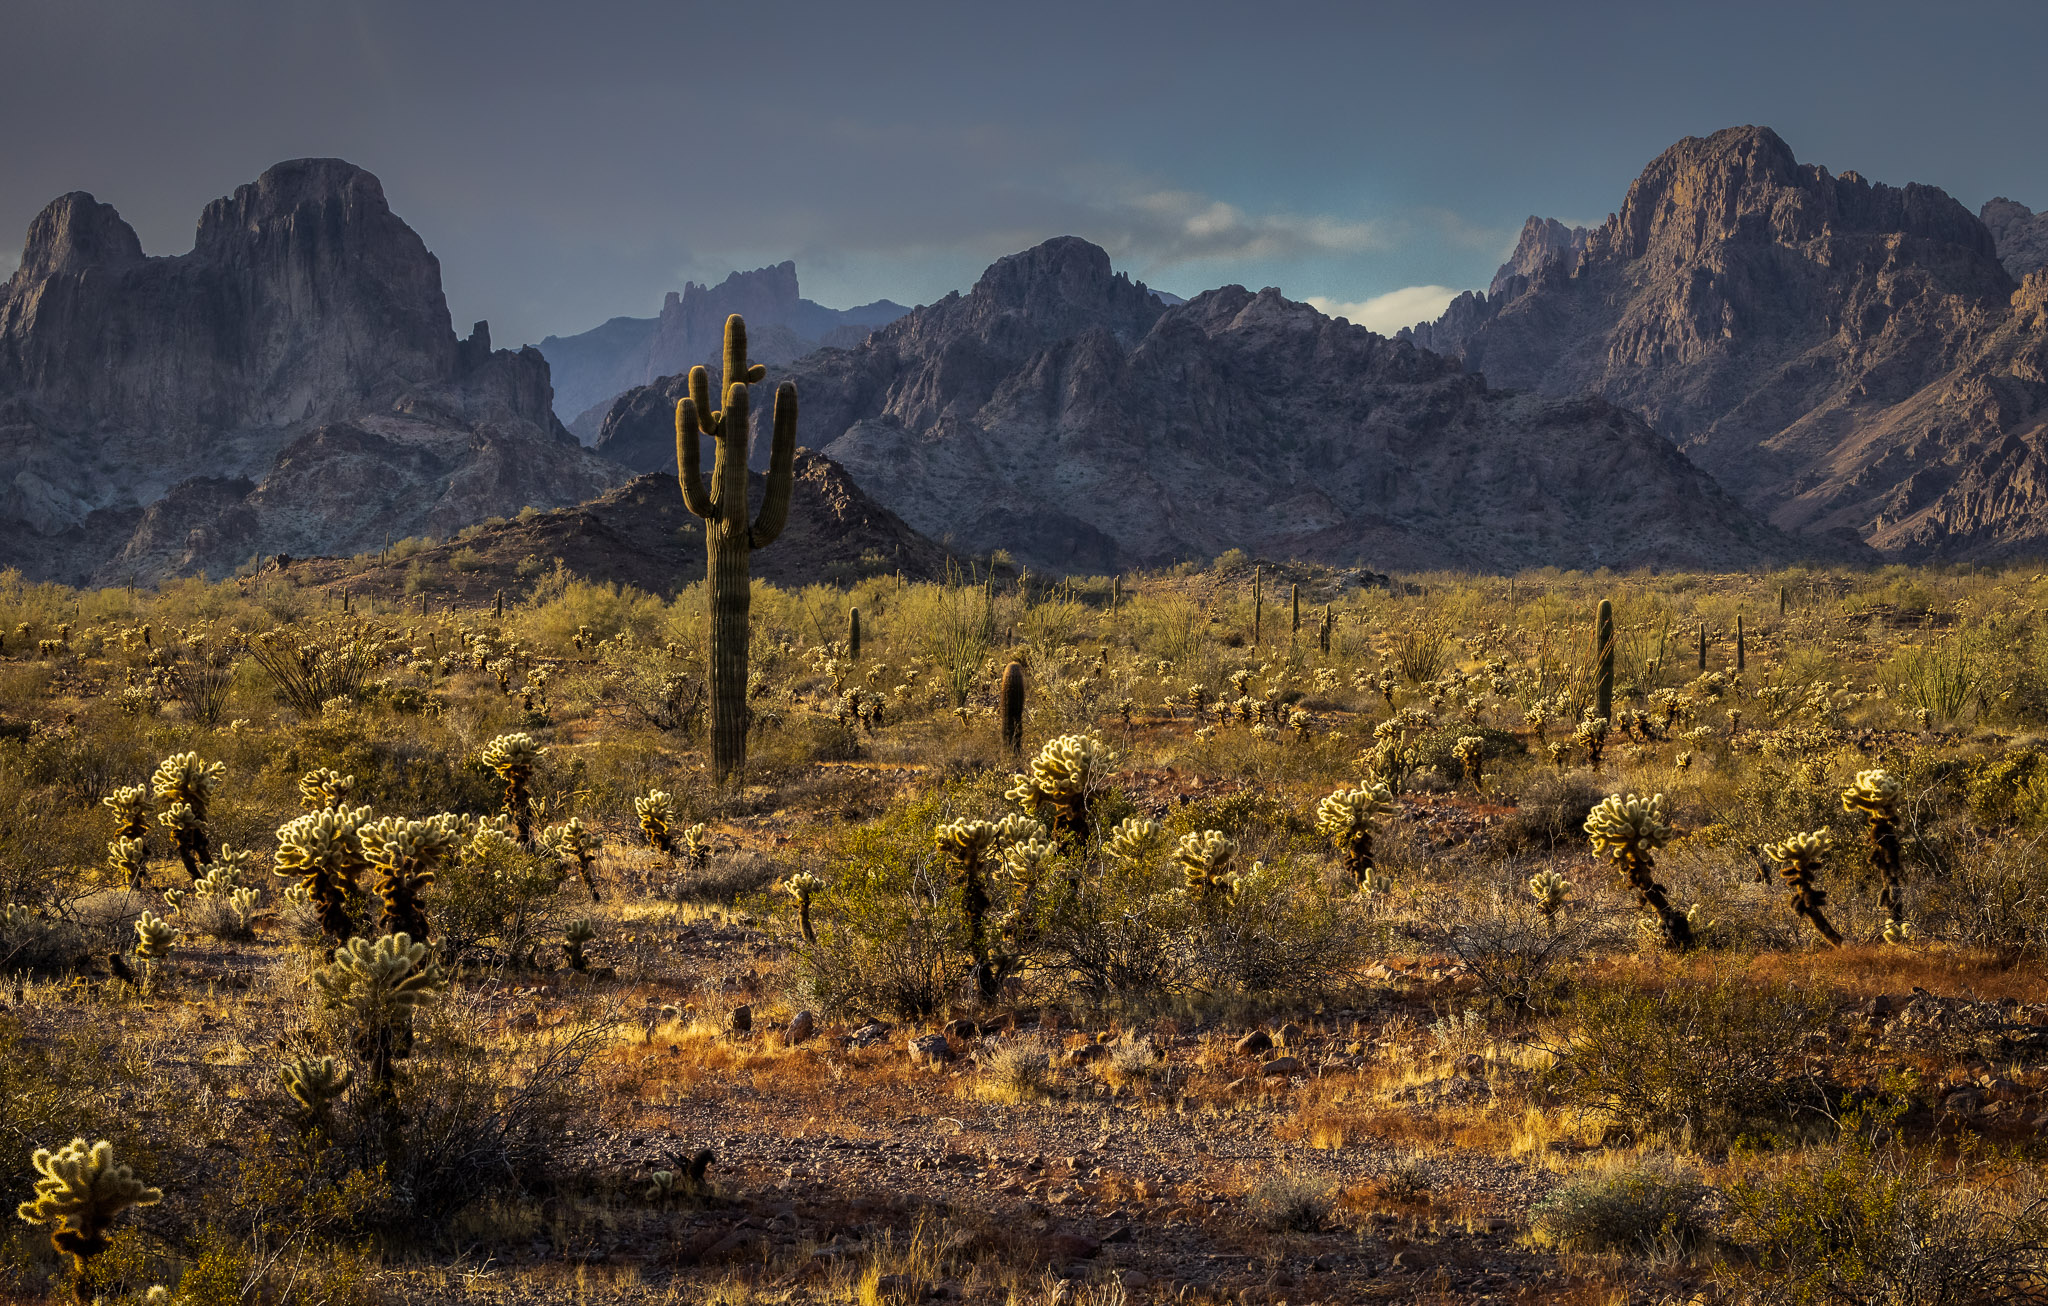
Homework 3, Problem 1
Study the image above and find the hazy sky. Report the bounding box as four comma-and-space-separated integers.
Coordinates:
4, 0, 2043, 346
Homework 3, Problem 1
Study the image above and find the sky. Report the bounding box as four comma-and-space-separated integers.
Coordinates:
3, 0, 2044, 347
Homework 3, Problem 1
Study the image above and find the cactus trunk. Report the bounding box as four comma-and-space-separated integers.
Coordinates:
676, 315, 798, 779
1736, 614, 1746, 672
1594, 598, 1615, 724
1697, 622, 1707, 671
848, 606, 861, 661
1000, 660, 1025, 753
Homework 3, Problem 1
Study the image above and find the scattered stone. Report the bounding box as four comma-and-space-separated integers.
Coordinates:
943, 1017, 979, 1041
1275, 1022, 1305, 1047
908, 1034, 952, 1066
728, 1005, 752, 1035
849, 1023, 890, 1049
787, 1010, 816, 1045
1235, 1030, 1273, 1056
1261, 1056, 1304, 1077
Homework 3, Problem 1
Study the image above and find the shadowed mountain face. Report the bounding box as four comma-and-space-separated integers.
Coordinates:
1405, 126, 2048, 560
0, 159, 629, 584
594, 236, 1797, 575
539, 262, 906, 438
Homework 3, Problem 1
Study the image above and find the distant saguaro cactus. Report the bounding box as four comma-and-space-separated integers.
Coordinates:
1594, 599, 1615, 725
1736, 614, 1746, 672
999, 660, 1026, 753
847, 607, 861, 661
675, 314, 799, 778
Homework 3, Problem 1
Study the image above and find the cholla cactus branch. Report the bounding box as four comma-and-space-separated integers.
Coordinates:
1528, 869, 1570, 934
298, 767, 355, 809
15, 1138, 162, 1275
274, 805, 371, 944
314, 932, 447, 1092
635, 790, 678, 855
540, 817, 602, 903
361, 814, 460, 941
1175, 830, 1239, 910
782, 872, 824, 945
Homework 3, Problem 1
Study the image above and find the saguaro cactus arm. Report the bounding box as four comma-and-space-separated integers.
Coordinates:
675, 368, 715, 518
750, 383, 799, 548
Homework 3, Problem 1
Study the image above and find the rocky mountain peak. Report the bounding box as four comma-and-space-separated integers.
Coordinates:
1983, 197, 2048, 280
1490, 217, 1589, 297
12, 191, 144, 284
965, 236, 1166, 343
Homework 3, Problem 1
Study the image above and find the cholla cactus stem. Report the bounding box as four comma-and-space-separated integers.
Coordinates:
1585, 793, 1692, 950
1841, 770, 1906, 929
1763, 830, 1843, 947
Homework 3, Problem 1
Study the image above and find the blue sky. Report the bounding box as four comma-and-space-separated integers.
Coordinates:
3, 0, 2042, 344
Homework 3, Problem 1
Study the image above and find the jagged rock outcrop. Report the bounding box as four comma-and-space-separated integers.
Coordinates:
541, 262, 906, 437
268, 449, 947, 601
1404, 126, 2048, 560
1984, 198, 2048, 280
598, 236, 1795, 573
0, 159, 628, 583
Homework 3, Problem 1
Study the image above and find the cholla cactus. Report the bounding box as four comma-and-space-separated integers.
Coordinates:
1452, 735, 1486, 790
151, 752, 224, 824
782, 871, 824, 945
361, 814, 460, 941
1005, 733, 1111, 841
1764, 830, 1843, 946
1316, 782, 1395, 889
101, 785, 151, 848
105, 837, 148, 890
1585, 793, 1691, 949
479, 732, 543, 843
990, 813, 1044, 846
1103, 816, 1168, 866
635, 790, 678, 855
1573, 716, 1609, 768
166, 863, 261, 940
1883, 918, 1915, 946
1175, 830, 1239, 908
156, 802, 208, 881
999, 835, 1056, 883
1842, 769, 1907, 930
298, 767, 355, 809
562, 919, 596, 971
15, 1138, 162, 1275
1528, 869, 1569, 933
274, 805, 371, 944
681, 823, 711, 870
314, 932, 447, 1090
540, 816, 602, 903
279, 1055, 352, 1135
134, 910, 177, 961
936, 818, 1001, 997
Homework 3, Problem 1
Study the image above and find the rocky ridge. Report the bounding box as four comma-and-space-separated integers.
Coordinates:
1983, 198, 2048, 281
539, 262, 906, 438
0, 159, 629, 584
596, 236, 1794, 573
1406, 126, 2048, 559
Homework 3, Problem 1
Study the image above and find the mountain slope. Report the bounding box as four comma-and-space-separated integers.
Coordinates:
0, 159, 628, 584
597, 237, 1797, 574
538, 262, 905, 437
1405, 126, 2048, 559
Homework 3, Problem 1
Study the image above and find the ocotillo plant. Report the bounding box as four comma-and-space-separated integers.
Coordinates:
1764, 830, 1843, 946
674, 313, 799, 778
1594, 599, 1615, 724
1842, 769, 1906, 929
1585, 792, 1691, 949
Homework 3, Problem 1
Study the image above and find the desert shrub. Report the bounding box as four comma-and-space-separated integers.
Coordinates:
1531, 1157, 1710, 1257
1917, 828, 2048, 961
1499, 769, 1605, 852
1544, 977, 1830, 1148
1411, 887, 1595, 1013
1245, 1168, 1333, 1232
974, 1036, 1054, 1104
1725, 1133, 2048, 1304
665, 848, 783, 905
432, 835, 566, 966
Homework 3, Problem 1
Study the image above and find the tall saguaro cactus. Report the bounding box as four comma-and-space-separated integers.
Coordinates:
676, 315, 799, 777
1594, 598, 1615, 724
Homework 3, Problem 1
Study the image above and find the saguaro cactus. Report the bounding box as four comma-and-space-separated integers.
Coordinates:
1000, 660, 1026, 753
1594, 599, 1615, 724
847, 607, 861, 661
676, 314, 798, 778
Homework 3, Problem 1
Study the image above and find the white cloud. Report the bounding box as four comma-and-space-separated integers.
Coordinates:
1111, 189, 1389, 265
1306, 285, 1462, 335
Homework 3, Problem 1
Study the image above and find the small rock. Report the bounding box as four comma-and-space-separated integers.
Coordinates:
943, 1017, 979, 1041
1275, 1022, 1305, 1047
1261, 1056, 1304, 1077
908, 1033, 952, 1066
1235, 1030, 1273, 1056
728, 1005, 752, 1035
1044, 1231, 1100, 1260
1066, 1043, 1108, 1065
787, 1010, 816, 1045
849, 1022, 890, 1049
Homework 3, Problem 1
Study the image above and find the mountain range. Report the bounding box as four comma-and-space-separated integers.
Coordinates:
1404, 126, 2048, 559
537, 263, 905, 439
5, 129, 2047, 587
0, 159, 627, 585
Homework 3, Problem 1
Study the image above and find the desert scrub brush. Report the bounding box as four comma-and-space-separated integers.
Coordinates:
1841, 769, 1906, 930
314, 932, 446, 1092
1316, 782, 1395, 890
635, 790, 678, 855
16, 1138, 162, 1284
1528, 869, 1570, 933
782, 871, 824, 944
1764, 830, 1844, 946
1005, 733, 1112, 842
279, 1054, 352, 1137
1175, 830, 1240, 909
561, 918, 596, 971
480, 732, 543, 843
274, 805, 371, 945
361, 814, 460, 941
540, 816, 601, 902
298, 767, 355, 809
1585, 793, 1692, 950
